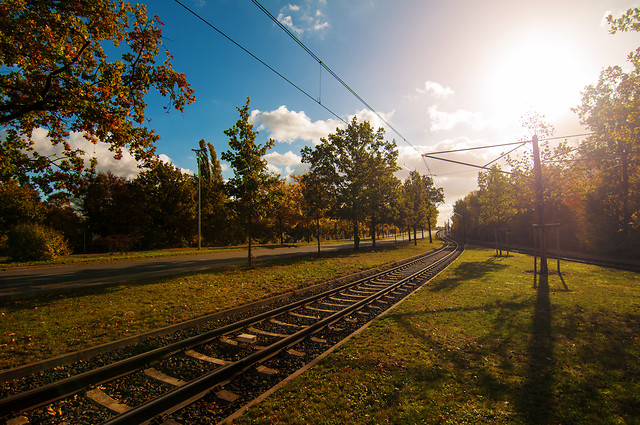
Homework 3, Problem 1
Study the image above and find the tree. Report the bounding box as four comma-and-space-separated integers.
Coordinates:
573, 7, 640, 254
0, 0, 195, 193
301, 117, 397, 250
477, 166, 516, 229
365, 140, 401, 248
403, 171, 427, 245
196, 139, 229, 245
422, 175, 444, 243
82, 172, 143, 243
133, 160, 196, 248
221, 97, 277, 266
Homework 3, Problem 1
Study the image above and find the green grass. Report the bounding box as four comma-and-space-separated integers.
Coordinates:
0, 240, 437, 370
237, 246, 640, 424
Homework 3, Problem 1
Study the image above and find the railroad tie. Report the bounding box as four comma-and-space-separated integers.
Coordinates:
247, 326, 288, 338
286, 348, 306, 357
304, 305, 336, 313
144, 368, 187, 387
215, 389, 240, 402
6, 417, 28, 425
86, 388, 132, 414
270, 318, 304, 328
288, 311, 319, 319
185, 349, 232, 365
255, 365, 279, 375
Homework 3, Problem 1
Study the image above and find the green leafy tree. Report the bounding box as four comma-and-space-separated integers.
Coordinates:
403, 171, 429, 245
573, 7, 640, 254
301, 117, 397, 250
365, 140, 401, 248
221, 97, 277, 266
196, 139, 229, 245
133, 160, 196, 248
422, 175, 444, 243
0, 0, 195, 193
82, 172, 143, 243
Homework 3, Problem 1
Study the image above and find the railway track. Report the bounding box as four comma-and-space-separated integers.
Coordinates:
1, 234, 461, 425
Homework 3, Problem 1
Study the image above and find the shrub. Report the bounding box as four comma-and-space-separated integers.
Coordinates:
7, 223, 70, 261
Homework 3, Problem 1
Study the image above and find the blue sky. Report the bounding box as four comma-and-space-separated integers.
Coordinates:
42, 0, 640, 224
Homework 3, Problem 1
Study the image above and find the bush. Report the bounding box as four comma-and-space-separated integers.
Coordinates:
7, 223, 70, 261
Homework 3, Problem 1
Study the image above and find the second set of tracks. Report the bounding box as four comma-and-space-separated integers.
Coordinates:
1, 235, 461, 425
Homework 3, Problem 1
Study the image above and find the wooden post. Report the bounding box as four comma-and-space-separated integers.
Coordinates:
533, 226, 538, 288
532, 135, 548, 276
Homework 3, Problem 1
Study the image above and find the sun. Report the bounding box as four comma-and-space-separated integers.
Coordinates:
484, 34, 589, 125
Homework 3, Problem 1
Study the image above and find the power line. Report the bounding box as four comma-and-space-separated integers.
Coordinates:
422, 132, 596, 175
171, 0, 347, 125
425, 140, 528, 156
423, 155, 514, 175
249, 0, 433, 176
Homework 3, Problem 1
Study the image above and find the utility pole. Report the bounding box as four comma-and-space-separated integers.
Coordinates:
192, 148, 205, 250
532, 135, 548, 276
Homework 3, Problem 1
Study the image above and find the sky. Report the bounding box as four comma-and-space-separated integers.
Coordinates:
38, 0, 640, 225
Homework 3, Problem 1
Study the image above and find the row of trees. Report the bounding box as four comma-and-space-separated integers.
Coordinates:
1, 97, 443, 261
451, 9, 640, 259
1, 1, 446, 262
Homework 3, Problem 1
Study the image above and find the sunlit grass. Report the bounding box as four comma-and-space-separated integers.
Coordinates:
238, 246, 640, 424
0, 239, 437, 369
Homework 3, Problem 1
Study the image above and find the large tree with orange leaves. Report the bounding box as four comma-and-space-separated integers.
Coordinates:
0, 0, 195, 193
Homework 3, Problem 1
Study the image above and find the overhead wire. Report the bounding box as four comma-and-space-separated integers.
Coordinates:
171, 0, 347, 125
422, 131, 596, 175
248, 0, 433, 175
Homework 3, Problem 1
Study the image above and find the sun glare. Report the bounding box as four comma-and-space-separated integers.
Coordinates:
485, 35, 589, 124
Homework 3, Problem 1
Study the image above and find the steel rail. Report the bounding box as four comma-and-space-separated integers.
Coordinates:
0, 241, 454, 419
102, 242, 460, 424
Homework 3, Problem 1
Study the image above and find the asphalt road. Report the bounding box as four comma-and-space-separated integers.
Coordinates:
0, 239, 405, 299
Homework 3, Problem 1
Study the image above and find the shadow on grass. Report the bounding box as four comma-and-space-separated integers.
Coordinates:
0, 240, 420, 309
429, 257, 508, 292
516, 273, 554, 424
388, 298, 534, 402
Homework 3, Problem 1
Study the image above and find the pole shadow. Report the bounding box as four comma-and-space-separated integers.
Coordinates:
517, 273, 555, 423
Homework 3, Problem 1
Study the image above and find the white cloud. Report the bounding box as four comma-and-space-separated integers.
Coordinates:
264, 150, 302, 166
265, 151, 307, 177
427, 105, 484, 132
421, 81, 455, 98
277, 13, 304, 35
158, 153, 193, 175
31, 128, 141, 179
408, 80, 455, 101
349, 108, 395, 131
28, 128, 194, 180
250, 105, 342, 144
278, 1, 330, 36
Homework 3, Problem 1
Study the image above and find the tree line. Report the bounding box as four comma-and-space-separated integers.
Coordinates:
0, 2, 443, 262
452, 9, 640, 259
0, 97, 443, 261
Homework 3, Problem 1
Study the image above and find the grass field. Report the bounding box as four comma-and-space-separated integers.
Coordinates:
237, 246, 640, 424
0, 239, 437, 370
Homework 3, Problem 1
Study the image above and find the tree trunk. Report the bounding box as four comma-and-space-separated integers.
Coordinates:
316, 216, 321, 254
247, 216, 253, 267
413, 226, 417, 246
427, 215, 433, 243
619, 140, 630, 236
353, 220, 360, 250
370, 216, 377, 249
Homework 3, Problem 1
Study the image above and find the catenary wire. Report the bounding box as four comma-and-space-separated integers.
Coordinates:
249, 0, 433, 175
172, 0, 347, 125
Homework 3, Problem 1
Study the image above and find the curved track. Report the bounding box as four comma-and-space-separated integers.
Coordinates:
1, 234, 461, 425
